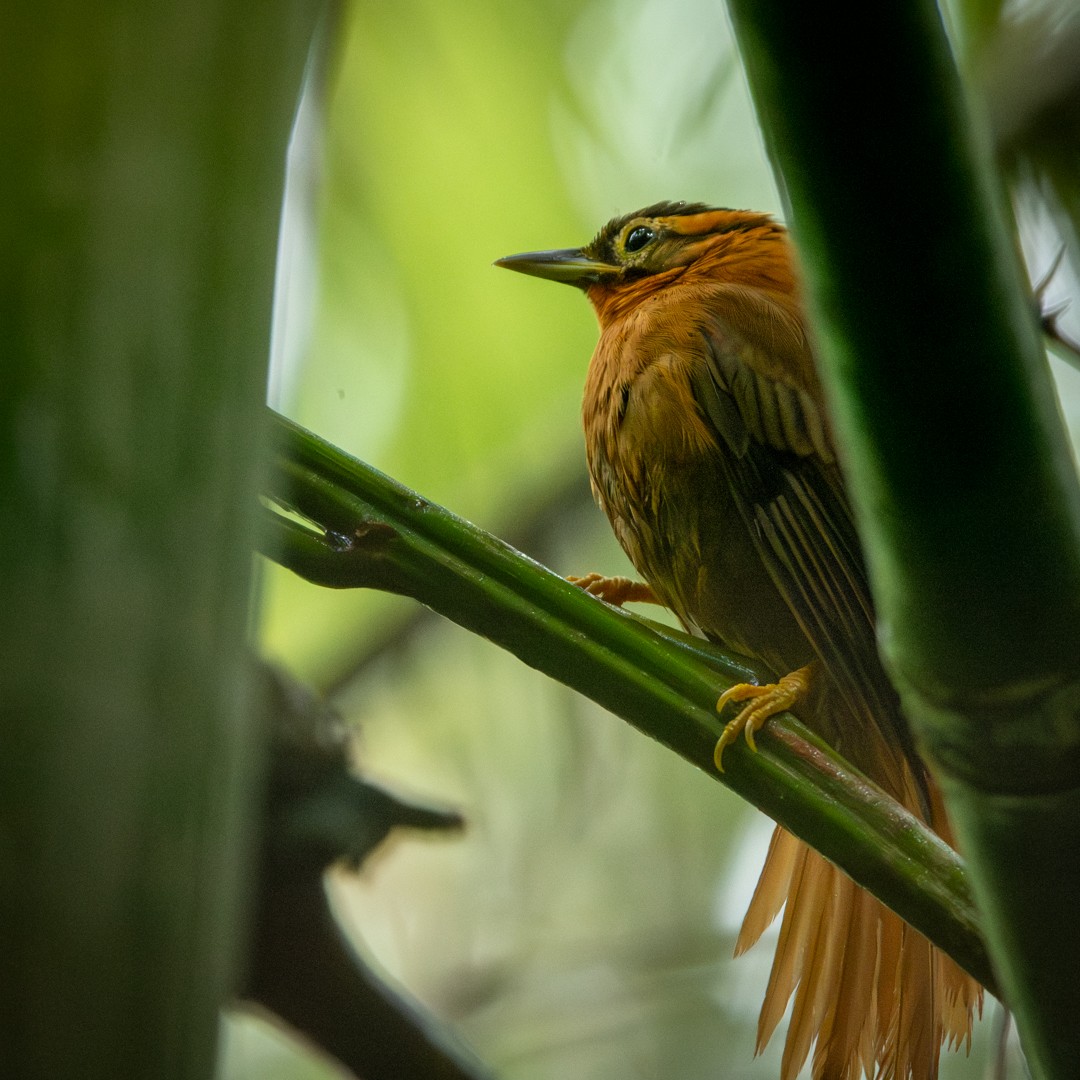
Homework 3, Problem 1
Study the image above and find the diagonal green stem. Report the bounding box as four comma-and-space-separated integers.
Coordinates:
261, 408, 996, 994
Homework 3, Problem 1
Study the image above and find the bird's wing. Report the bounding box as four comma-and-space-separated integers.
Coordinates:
690, 285, 922, 785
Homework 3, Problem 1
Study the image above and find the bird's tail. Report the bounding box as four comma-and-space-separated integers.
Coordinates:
736, 784, 982, 1080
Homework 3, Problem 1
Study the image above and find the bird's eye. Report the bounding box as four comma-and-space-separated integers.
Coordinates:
624, 225, 655, 253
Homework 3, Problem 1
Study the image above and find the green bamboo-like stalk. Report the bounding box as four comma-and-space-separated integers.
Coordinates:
262, 409, 996, 994
723, 3, 1080, 1077
0, 7, 321, 1078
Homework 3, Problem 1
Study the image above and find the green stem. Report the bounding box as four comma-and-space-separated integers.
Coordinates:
262, 409, 996, 994
723, 3, 1080, 1076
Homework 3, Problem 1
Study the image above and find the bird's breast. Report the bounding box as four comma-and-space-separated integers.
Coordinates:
582, 312, 812, 671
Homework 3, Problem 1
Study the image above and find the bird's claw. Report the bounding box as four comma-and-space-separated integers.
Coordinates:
568, 573, 658, 607
713, 666, 812, 772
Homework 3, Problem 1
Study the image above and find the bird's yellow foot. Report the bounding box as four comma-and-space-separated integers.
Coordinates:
714, 665, 812, 772
568, 573, 659, 607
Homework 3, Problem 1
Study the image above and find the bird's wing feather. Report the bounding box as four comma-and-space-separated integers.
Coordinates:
690, 286, 922, 786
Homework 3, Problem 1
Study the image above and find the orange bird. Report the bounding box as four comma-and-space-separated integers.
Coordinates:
496, 203, 982, 1080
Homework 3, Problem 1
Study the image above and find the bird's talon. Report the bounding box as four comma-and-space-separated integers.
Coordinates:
716, 682, 757, 711
713, 666, 812, 773
744, 722, 759, 754
713, 725, 738, 773
567, 573, 658, 607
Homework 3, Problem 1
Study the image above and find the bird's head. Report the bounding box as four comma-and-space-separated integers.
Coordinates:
496, 202, 785, 306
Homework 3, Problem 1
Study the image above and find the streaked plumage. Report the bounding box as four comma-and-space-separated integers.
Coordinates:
497, 203, 982, 1080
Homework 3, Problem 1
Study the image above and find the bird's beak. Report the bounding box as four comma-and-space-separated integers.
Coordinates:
494, 247, 618, 288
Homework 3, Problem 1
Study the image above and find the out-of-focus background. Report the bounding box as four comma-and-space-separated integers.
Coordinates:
222, 1, 1079, 1076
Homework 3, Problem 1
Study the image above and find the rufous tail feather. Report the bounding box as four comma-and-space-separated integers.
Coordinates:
736, 779, 982, 1080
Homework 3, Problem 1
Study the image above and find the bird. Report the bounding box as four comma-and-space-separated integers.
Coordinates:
496, 202, 982, 1080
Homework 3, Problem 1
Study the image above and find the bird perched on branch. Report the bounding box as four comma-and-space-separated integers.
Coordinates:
496, 202, 982, 1080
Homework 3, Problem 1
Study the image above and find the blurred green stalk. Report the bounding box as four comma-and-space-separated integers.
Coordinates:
1, 6, 321, 1079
